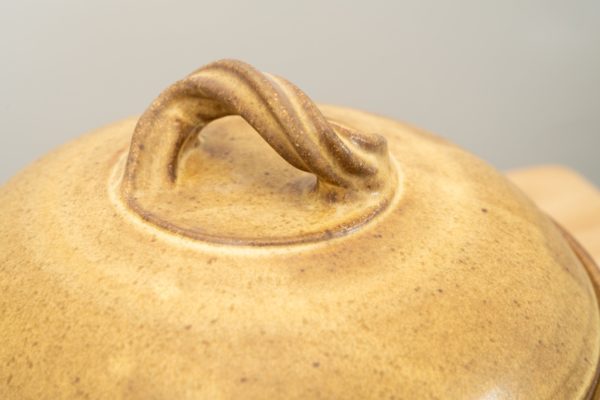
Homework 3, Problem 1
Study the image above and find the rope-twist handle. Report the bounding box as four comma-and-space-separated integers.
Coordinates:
121, 59, 393, 202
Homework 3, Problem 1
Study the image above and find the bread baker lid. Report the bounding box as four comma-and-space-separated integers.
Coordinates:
0, 59, 599, 399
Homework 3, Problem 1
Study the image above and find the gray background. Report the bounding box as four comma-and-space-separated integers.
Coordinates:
1, 0, 599, 185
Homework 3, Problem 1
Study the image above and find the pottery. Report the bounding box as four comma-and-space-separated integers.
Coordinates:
1, 60, 599, 399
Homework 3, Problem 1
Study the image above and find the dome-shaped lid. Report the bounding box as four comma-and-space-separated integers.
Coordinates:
0, 60, 599, 399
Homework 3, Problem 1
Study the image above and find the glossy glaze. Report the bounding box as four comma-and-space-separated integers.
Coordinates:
0, 60, 598, 399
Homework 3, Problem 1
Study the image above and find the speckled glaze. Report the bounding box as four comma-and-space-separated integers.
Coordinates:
1, 60, 599, 399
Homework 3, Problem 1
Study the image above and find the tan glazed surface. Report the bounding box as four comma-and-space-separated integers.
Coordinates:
1, 60, 599, 399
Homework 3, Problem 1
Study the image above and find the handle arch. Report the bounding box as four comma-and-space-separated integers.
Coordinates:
118, 59, 398, 245
121, 59, 392, 199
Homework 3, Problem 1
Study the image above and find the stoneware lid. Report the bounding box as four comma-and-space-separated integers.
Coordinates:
1, 60, 599, 399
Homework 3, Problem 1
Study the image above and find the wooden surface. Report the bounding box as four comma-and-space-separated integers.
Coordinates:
508, 165, 600, 264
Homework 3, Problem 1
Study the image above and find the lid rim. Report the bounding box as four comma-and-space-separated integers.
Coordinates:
554, 220, 600, 400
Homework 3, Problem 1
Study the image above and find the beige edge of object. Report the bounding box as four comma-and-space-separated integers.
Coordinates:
1, 60, 599, 399
508, 165, 600, 264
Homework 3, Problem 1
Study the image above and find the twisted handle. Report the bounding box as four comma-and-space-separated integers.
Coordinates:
121, 59, 393, 202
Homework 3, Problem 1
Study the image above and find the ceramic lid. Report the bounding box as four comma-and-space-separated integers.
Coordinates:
0, 60, 599, 399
